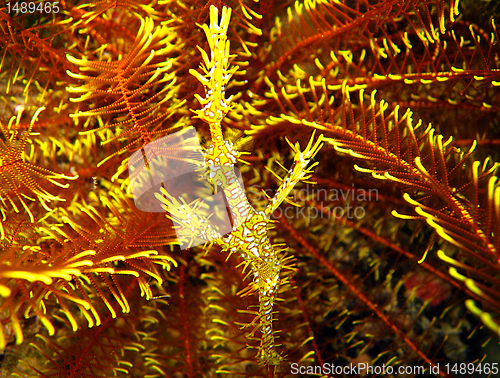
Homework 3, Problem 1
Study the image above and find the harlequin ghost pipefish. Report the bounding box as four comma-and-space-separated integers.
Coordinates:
155, 5, 324, 365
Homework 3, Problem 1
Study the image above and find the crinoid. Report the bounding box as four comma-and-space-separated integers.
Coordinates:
1, 0, 500, 377
0, 107, 77, 236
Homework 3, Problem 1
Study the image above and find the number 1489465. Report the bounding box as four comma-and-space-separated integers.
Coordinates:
6, 2, 60, 14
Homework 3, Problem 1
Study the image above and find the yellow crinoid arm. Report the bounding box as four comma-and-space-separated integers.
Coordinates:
265, 132, 324, 217
189, 5, 238, 143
